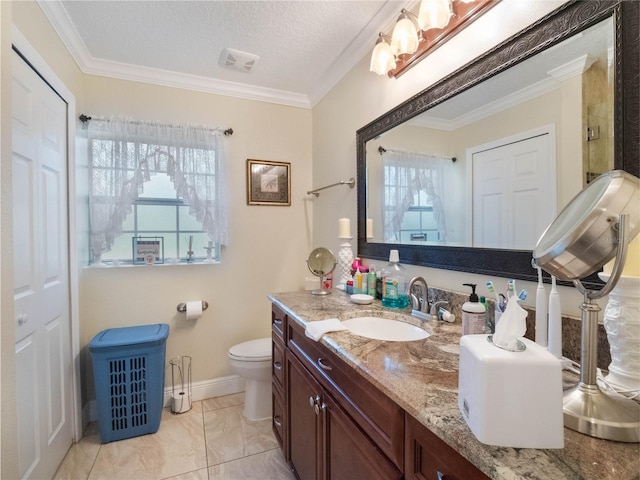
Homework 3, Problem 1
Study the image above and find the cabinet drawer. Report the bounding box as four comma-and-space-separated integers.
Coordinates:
272, 304, 286, 341
288, 319, 404, 470
272, 336, 285, 391
405, 414, 489, 480
272, 387, 286, 452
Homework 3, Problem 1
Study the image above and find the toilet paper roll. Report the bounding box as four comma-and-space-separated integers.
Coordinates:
172, 392, 192, 413
185, 301, 203, 320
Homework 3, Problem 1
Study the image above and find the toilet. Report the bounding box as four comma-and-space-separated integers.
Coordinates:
228, 337, 272, 420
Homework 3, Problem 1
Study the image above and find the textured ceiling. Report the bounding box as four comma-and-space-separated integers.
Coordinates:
38, 0, 407, 107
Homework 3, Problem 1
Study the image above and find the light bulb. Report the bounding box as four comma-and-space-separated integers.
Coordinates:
418, 0, 453, 31
391, 12, 419, 56
370, 36, 396, 75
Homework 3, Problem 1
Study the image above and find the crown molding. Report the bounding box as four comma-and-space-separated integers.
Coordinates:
37, 0, 410, 109
37, 0, 312, 108
307, 0, 413, 105
411, 75, 562, 131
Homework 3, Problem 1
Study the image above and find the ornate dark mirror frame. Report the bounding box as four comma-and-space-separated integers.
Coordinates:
357, 0, 638, 288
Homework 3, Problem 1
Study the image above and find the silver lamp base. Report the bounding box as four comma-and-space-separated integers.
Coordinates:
311, 289, 331, 296
563, 380, 640, 442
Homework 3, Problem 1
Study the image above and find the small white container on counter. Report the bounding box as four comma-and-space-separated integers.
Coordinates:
458, 334, 564, 448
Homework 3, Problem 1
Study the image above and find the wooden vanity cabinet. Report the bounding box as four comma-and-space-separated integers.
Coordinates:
271, 305, 287, 454
405, 414, 489, 480
272, 304, 487, 480
286, 342, 402, 480
283, 313, 403, 480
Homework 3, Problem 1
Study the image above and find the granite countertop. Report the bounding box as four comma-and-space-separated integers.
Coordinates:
268, 290, 640, 480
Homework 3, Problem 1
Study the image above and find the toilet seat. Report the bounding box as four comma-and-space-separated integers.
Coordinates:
228, 338, 271, 362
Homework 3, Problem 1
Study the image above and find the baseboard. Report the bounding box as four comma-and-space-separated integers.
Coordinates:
82, 374, 245, 425
163, 374, 245, 406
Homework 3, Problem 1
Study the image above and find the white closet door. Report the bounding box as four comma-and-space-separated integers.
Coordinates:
472, 132, 556, 249
12, 49, 72, 480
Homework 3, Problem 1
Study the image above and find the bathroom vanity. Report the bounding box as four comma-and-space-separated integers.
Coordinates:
269, 291, 640, 480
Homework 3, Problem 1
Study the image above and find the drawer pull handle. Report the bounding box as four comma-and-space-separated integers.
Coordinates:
309, 395, 320, 408
273, 416, 282, 427
274, 318, 283, 325
317, 358, 332, 371
437, 472, 445, 480
273, 361, 282, 370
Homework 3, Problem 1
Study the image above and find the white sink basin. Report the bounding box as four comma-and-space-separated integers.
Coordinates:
342, 316, 430, 342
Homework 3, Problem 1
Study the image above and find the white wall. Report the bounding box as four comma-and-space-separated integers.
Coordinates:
311, 0, 589, 316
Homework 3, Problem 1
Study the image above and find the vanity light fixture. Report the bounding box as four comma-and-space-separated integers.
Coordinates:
390, 9, 420, 56
369, 0, 498, 77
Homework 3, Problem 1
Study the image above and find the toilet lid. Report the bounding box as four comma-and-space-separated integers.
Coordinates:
228, 338, 271, 361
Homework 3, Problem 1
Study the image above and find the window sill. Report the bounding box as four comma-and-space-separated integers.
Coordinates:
86, 259, 220, 269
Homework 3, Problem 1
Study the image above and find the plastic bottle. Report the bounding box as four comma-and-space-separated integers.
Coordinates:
368, 265, 377, 297
462, 283, 486, 335
382, 250, 408, 309
354, 270, 363, 294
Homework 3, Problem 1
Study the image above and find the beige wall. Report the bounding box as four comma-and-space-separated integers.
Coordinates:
311, 0, 588, 316
5, 3, 312, 473
80, 76, 312, 399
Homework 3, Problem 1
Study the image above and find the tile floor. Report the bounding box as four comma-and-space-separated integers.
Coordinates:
53, 393, 295, 480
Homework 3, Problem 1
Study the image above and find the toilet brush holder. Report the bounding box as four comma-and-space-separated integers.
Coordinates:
170, 356, 192, 414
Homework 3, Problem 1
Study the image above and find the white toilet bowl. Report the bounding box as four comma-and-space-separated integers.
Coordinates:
228, 338, 272, 420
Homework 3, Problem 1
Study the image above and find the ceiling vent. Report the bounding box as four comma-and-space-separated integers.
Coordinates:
219, 48, 260, 73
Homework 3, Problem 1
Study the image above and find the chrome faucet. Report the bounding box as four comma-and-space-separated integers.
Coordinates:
408, 276, 429, 313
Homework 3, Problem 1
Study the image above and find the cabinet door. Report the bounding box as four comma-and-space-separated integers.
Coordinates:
405, 414, 489, 480
287, 353, 323, 480
324, 393, 402, 480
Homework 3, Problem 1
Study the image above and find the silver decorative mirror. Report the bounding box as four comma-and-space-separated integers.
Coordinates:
357, 1, 639, 287
533, 170, 640, 442
306, 247, 336, 296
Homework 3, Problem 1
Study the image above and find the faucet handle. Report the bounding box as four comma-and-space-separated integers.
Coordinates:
430, 300, 449, 316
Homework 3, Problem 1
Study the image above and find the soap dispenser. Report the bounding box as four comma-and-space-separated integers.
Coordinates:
462, 283, 486, 335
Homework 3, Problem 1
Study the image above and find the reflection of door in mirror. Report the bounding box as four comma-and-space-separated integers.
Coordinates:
365, 17, 614, 251
470, 126, 556, 250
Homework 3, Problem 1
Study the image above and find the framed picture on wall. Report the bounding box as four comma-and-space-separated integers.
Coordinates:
246, 159, 291, 206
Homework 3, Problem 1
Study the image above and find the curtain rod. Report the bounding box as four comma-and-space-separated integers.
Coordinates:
378, 145, 456, 162
79, 114, 233, 136
307, 178, 355, 197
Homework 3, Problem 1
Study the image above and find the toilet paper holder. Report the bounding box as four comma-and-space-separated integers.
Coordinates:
176, 301, 208, 313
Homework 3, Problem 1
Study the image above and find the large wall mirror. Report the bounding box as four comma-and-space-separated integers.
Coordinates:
357, 1, 638, 288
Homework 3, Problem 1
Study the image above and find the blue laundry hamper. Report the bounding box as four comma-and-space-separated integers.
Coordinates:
89, 323, 169, 443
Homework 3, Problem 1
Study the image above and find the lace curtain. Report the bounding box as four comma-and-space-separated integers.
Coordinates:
88, 116, 228, 257
381, 148, 450, 242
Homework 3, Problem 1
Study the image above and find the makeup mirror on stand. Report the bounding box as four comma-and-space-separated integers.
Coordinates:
306, 248, 337, 296
533, 170, 640, 442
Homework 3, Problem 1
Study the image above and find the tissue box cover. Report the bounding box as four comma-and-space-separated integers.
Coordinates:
458, 334, 564, 448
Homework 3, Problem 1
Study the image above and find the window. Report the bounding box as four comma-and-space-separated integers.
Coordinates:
87, 117, 227, 265
100, 173, 217, 263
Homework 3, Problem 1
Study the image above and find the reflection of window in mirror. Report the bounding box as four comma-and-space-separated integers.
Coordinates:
380, 148, 451, 244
